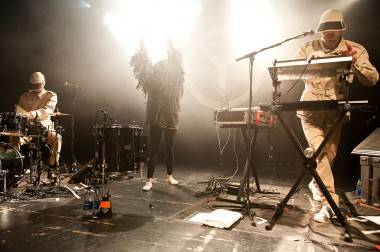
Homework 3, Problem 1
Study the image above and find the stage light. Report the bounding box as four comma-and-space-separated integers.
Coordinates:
79, 0, 91, 8
104, 0, 202, 63
229, 0, 277, 56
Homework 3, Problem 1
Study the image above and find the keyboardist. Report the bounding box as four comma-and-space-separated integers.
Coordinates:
295, 9, 379, 223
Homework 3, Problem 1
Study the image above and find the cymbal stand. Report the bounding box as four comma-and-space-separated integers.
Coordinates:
70, 85, 80, 173
264, 67, 353, 242
29, 134, 44, 186
28, 146, 34, 185
55, 123, 64, 187
91, 110, 110, 196
0, 159, 8, 200
92, 126, 102, 181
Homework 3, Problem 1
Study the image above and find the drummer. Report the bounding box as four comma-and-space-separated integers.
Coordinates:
12, 72, 62, 180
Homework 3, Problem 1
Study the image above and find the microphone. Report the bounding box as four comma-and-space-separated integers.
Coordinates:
100, 109, 108, 121
64, 82, 72, 87
97, 109, 110, 122
108, 113, 116, 123
64, 82, 80, 88
302, 30, 315, 37
307, 54, 315, 63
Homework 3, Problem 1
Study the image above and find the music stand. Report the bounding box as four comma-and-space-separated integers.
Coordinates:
263, 56, 355, 242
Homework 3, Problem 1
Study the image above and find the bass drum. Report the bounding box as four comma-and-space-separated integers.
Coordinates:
0, 142, 24, 190
102, 124, 146, 173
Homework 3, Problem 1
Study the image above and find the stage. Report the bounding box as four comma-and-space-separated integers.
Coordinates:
1, 1, 380, 251
1, 163, 379, 252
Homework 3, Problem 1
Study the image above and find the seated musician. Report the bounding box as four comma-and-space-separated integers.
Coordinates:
295, 9, 379, 222
12, 72, 62, 182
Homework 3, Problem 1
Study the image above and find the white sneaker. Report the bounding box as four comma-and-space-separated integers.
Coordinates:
314, 205, 335, 223
142, 180, 153, 191
167, 175, 178, 185
308, 180, 322, 202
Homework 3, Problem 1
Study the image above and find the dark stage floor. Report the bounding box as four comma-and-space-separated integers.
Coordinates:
1, 163, 379, 252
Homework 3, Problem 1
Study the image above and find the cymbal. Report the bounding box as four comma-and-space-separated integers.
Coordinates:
51, 112, 71, 117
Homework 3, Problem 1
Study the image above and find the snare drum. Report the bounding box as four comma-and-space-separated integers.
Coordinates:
0, 142, 24, 190
0, 112, 29, 137
28, 121, 47, 137
101, 124, 146, 173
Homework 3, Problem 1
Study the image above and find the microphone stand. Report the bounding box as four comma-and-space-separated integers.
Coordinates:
236, 31, 312, 61
218, 31, 313, 225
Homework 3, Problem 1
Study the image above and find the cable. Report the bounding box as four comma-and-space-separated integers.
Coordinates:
221, 128, 240, 181
195, 176, 228, 197
209, 108, 256, 197
215, 119, 231, 158
276, 55, 314, 103
196, 128, 242, 197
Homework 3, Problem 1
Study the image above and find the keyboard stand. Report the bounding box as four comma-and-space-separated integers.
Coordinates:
263, 103, 353, 242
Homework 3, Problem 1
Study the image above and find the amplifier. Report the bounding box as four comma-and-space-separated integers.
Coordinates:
358, 156, 380, 206
352, 127, 380, 207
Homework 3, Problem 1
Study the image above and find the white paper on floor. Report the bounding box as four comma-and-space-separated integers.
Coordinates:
348, 215, 380, 226
189, 212, 210, 224
348, 215, 380, 235
359, 215, 380, 226
189, 209, 242, 229
361, 230, 380, 235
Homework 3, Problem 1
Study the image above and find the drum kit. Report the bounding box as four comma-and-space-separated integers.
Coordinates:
0, 111, 70, 195
0, 108, 147, 198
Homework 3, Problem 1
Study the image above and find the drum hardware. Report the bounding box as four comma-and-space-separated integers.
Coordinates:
0, 108, 65, 190
0, 142, 24, 195
74, 110, 115, 200
0, 112, 29, 137
26, 136, 49, 186
23, 117, 56, 186
86, 110, 146, 186
80, 109, 112, 187
67, 83, 80, 173
68, 160, 93, 184
0, 160, 9, 200
67, 109, 146, 211
50, 110, 66, 187
28, 121, 48, 138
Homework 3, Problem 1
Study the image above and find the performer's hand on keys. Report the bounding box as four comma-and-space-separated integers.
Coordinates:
339, 41, 358, 63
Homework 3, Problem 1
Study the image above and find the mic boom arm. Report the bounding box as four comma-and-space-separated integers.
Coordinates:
64, 82, 81, 89
236, 30, 314, 62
